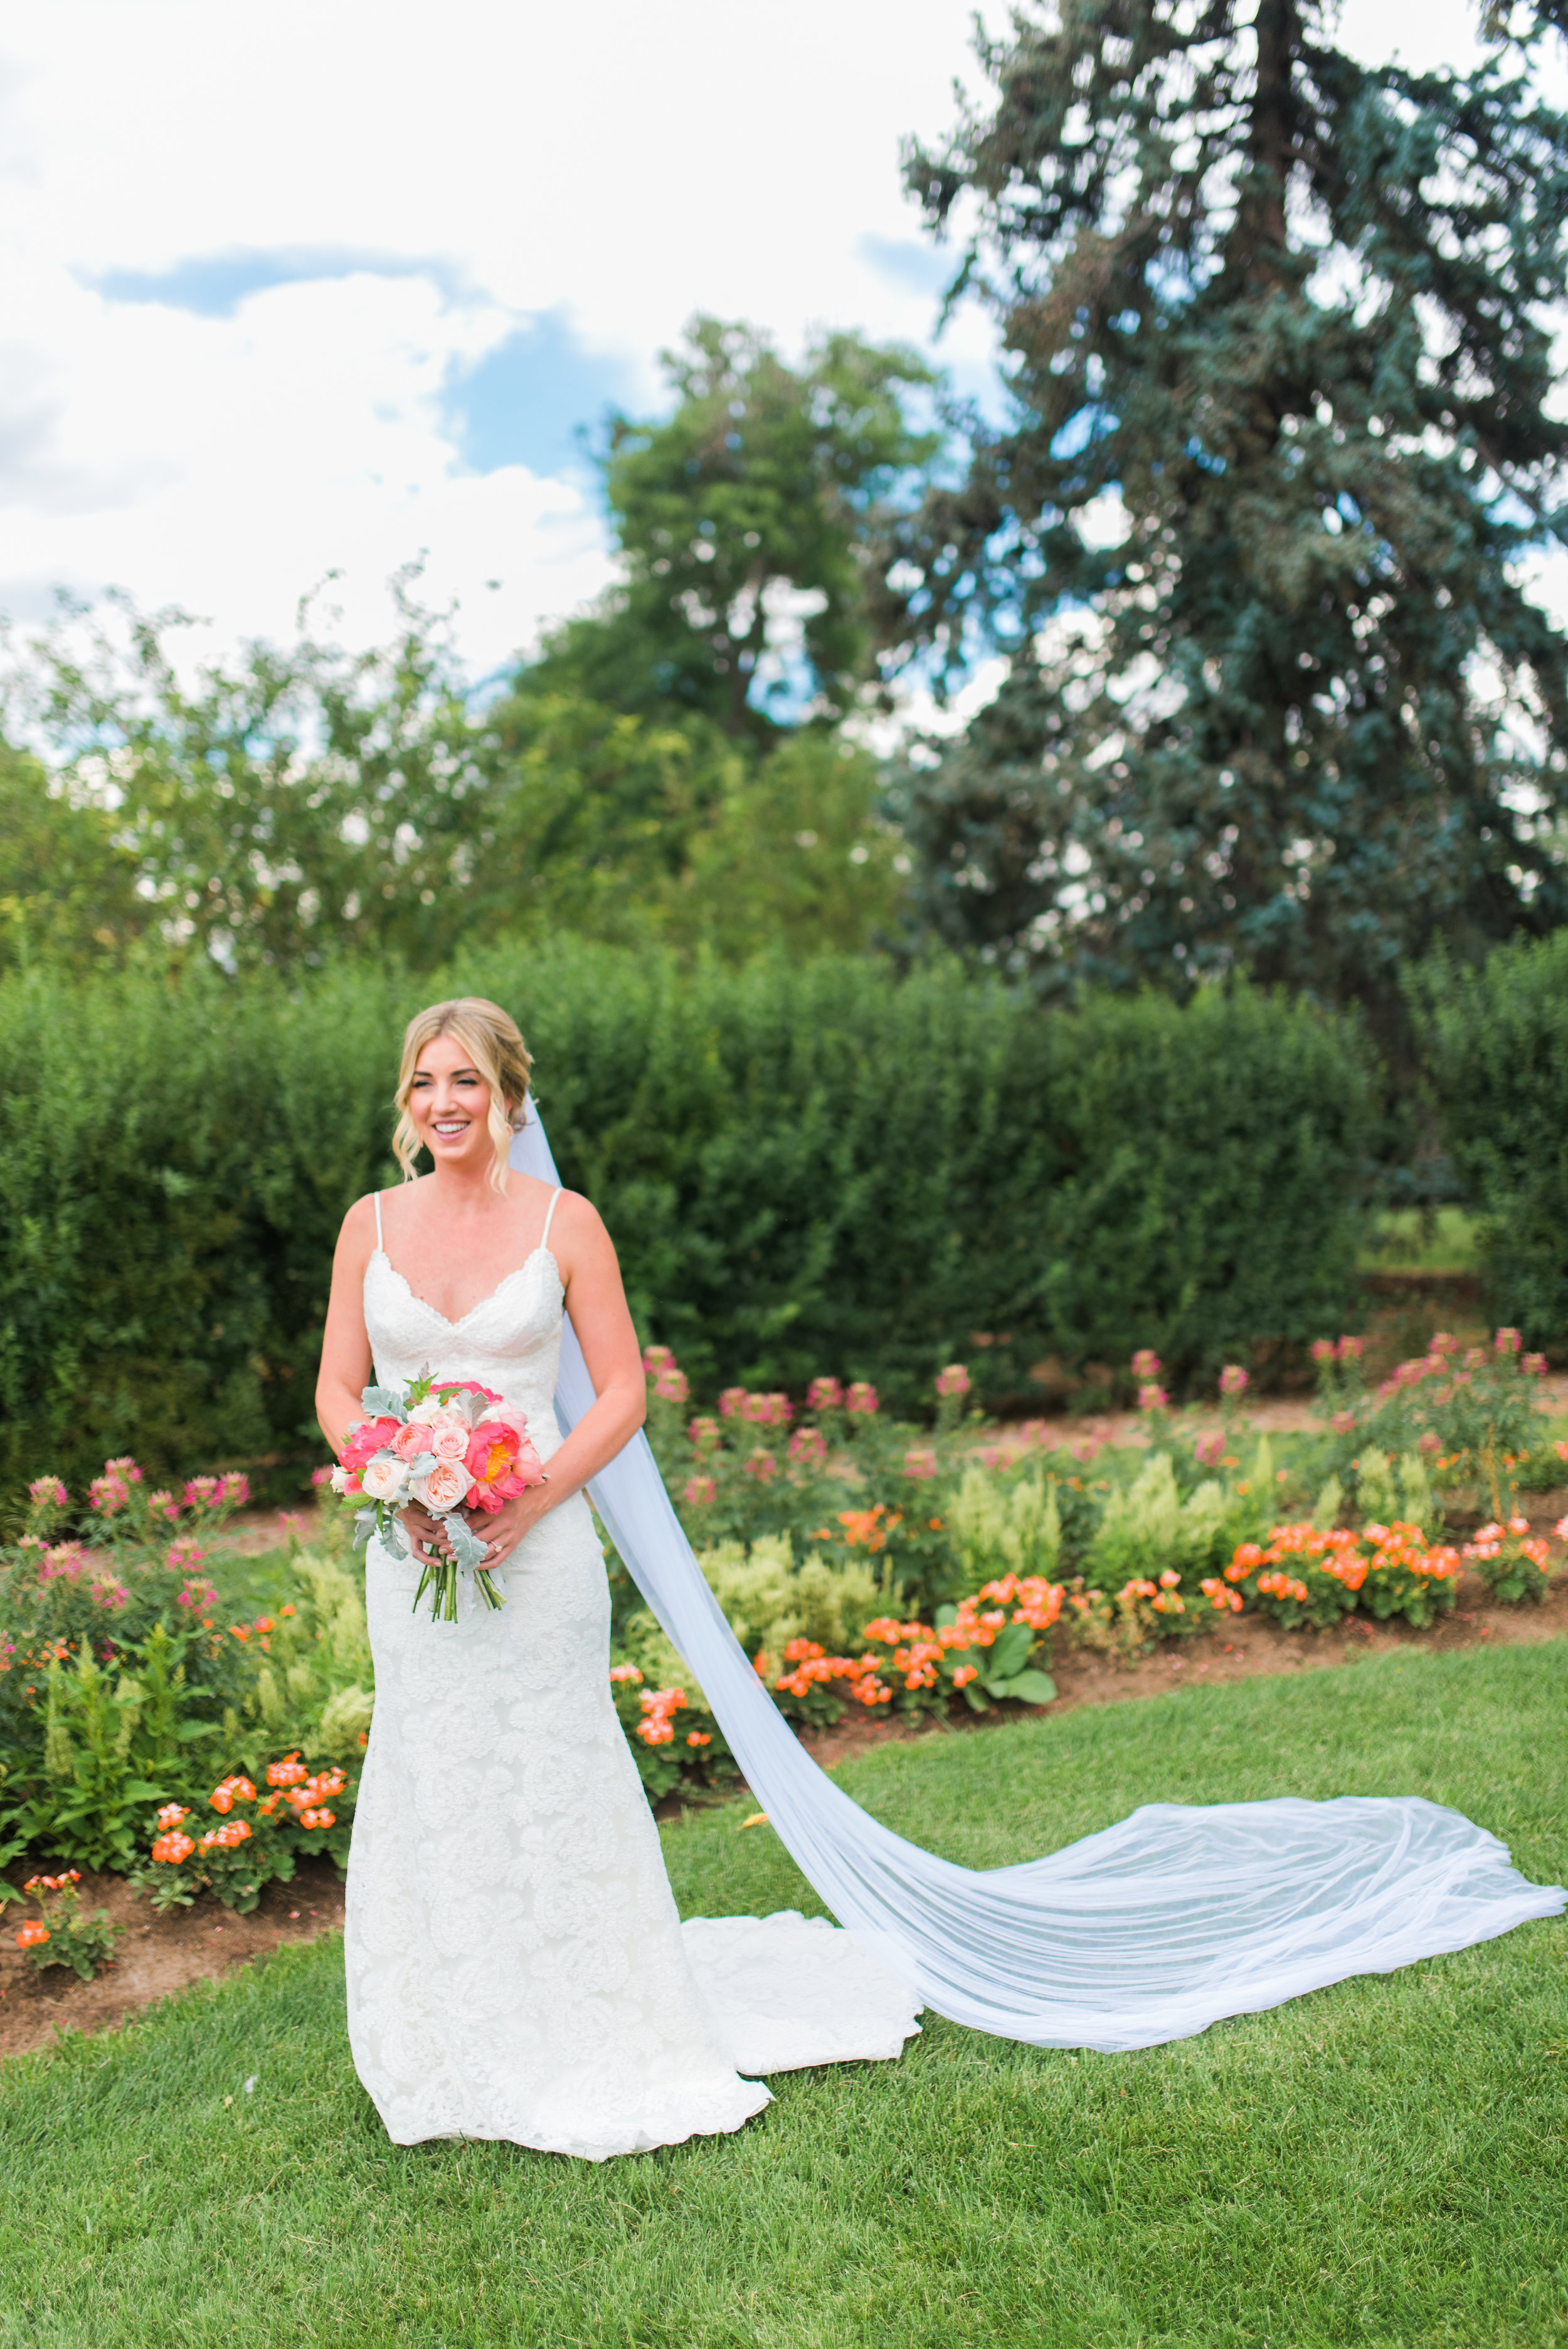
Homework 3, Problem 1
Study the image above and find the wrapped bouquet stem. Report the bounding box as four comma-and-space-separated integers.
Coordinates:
334, 1368, 546, 1621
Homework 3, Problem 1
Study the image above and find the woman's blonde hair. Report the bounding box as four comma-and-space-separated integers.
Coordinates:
392, 997, 534, 1191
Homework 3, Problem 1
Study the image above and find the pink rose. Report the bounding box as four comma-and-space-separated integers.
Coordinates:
413, 1459, 470, 1512
430, 1423, 470, 1462
393, 1421, 428, 1461
361, 1456, 408, 1502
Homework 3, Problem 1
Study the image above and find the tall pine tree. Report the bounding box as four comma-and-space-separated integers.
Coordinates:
883, 0, 1568, 1038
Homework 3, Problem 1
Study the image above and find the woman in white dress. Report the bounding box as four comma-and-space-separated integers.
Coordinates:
319, 997, 1562, 2158
315, 996, 920, 2160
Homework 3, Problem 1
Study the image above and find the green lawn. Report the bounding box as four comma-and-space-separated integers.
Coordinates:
1, 1645, 1565, 2349
1357, 1206, 1481, 1275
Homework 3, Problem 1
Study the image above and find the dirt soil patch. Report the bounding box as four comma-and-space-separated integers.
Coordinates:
0, 1856, 344, 2061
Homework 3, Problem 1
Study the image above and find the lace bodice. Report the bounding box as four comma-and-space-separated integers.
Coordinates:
362, 1243, 568, 1461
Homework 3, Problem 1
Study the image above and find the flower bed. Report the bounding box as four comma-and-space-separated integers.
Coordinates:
3, 1317, 1560, 1845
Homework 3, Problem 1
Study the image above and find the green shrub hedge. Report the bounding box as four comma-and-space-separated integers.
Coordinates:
1414, 933, 1568, 1349
0, 947, 1372, 1488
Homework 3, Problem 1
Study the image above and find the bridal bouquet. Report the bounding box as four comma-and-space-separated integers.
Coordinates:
334, 1368, 545, 1620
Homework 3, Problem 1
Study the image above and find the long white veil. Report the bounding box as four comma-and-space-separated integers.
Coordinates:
513, 1114, 1564, 2052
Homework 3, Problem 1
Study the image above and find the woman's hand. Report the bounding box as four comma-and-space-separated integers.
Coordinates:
467, 1487, 551, 1572
401, 1501, 450, 1564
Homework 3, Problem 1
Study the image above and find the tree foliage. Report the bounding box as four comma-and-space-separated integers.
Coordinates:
884, 0, 1568, 1034
522, 316, 941, 736
0, 579, 904, 973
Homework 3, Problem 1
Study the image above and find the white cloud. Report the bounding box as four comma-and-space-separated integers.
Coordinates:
0, 0, 991, 676
1, 0, 1562, 692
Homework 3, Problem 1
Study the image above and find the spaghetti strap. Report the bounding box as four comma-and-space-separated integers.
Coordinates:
539, 1185, 563, 1254
373, 1190, 384, 1252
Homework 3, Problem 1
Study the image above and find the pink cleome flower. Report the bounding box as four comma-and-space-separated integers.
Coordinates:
935, 1364, 971, 1399
28, 1476, 67, 1509
805, 1377, 844, 1412
845, 1382, 879, 1416
1218, 1365, 1249, 1398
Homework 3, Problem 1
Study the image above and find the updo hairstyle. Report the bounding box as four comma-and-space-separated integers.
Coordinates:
391, 997, 534, 1192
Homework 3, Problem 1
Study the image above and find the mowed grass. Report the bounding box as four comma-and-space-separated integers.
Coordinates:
1, 1646, 1564, 2349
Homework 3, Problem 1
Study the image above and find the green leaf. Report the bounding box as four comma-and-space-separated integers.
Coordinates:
985, 1623, 1035, 1680
989, 1669, 1058, 1707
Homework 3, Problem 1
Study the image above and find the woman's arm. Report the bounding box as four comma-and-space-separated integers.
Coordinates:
315, 1196, 379, 1456
469, 1192, 647, 1570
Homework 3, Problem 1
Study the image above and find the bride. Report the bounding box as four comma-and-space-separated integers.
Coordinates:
315, 995, 921, 2159
318, 995, 1562, 2161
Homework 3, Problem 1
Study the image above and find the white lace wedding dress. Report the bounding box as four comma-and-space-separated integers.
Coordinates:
344, 1189, 921, 2160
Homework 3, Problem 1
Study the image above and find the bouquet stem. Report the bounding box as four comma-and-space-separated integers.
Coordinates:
410, 1556, 507, 1621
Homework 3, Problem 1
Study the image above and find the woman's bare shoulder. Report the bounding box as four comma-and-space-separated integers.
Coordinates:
544, 1186, 615, 1266
336, 1192, 383, 1256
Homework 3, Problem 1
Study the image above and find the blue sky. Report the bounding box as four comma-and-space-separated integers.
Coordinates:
1, 0, 1554, 691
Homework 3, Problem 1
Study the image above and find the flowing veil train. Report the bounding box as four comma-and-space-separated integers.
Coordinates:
512, 1115, 1564, 2054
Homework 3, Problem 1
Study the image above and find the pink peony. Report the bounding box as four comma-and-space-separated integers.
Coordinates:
339, 1418, 401, 1475
413, 1459, 469, 1512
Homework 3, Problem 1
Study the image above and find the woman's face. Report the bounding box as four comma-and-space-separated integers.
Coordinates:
407, 1033, 504, 1175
